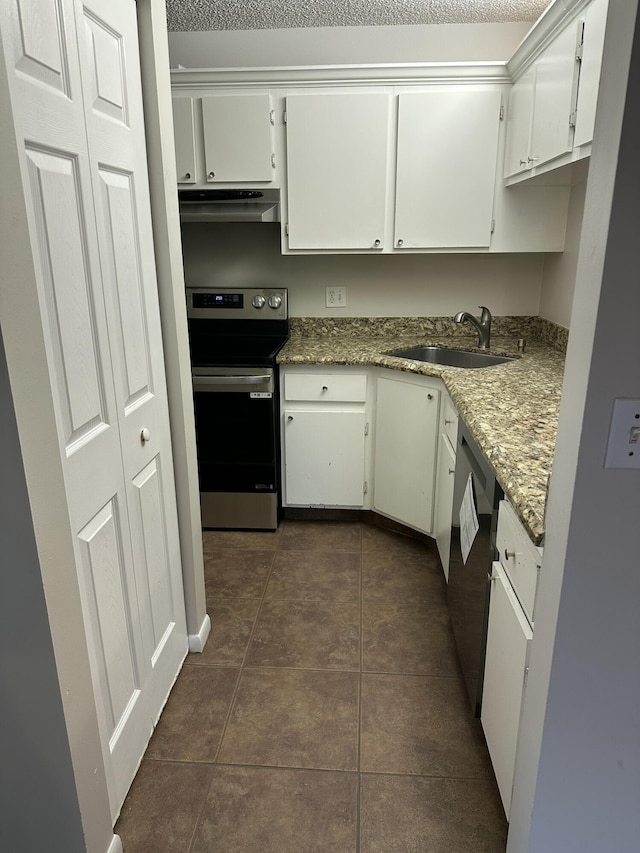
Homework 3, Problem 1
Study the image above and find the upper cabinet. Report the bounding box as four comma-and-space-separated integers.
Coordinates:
574, 0, 609, 147
284, 91, 392, 251
172, 96, 197, 183
394, 88, 501, 249
171, 91, 278, 187
202, 93, 275, 183
505, 0, 609, 183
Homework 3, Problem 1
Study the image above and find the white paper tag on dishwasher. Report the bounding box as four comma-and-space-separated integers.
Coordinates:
250, 392, 272, 398
460, 472, 479, 565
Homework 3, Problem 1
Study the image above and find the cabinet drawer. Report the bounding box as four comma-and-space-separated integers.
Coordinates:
496, 500, 542, 624
442, 395, 458, 447
284, 373, 367, 403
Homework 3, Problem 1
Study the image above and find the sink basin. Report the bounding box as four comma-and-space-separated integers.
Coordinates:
385, 346, 516, 369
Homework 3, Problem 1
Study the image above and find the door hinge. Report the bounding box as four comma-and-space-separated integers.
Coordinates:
364, 422, 369, 436
576, 20, 585, 61
270, 109, 275, 125
523, 664, 530, 690
271, 153, 276, 169
490, 219, 496, 234
363, 481, 368, 495
499, 104, 505, 121
283, 110, 287, 124
285, 222, 289, 236
569, 111, 577, 128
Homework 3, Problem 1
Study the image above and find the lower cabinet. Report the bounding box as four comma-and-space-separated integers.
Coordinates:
281, 368, 369, 508
373, 373, 440, 534
482, 561, 533, 818
434, 432, 456, 579
283, 409, 366, 506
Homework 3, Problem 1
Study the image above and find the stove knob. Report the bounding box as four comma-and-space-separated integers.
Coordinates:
252, 295, 266, 309
268, 294, 282, 310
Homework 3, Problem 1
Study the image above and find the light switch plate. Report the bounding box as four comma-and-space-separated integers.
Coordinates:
605, 398, 640, 469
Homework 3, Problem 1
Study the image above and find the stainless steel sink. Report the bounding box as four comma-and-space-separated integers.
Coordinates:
385, 346, 516, 368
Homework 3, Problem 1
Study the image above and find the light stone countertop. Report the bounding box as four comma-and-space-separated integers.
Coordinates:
277, 318, 566, 545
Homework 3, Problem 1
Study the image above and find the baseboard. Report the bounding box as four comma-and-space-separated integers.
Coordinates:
107, 836, 123, 853
188, 613, 211, 653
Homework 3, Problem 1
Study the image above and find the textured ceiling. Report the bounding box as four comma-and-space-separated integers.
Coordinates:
166, 0, 551, 32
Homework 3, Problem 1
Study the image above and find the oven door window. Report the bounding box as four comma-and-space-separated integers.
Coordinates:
194, 390, 277, 493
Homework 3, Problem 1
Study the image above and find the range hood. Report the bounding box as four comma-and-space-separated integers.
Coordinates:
178, 189, 280, 223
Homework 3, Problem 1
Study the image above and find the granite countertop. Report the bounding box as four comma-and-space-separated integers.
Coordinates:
278, 317, 567, 545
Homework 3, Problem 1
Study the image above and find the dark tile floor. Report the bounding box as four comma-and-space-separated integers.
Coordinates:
115, 520, 507, 852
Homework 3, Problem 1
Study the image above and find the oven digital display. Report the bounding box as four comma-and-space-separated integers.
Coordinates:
193, 292, 244, 309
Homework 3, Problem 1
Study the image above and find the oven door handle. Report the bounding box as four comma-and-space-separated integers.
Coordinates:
192, 373, 273, 392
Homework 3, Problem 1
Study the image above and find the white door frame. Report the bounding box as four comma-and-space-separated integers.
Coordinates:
0, 1, 206, 850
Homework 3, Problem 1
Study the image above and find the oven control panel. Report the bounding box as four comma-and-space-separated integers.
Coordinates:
187, 288, 288, 320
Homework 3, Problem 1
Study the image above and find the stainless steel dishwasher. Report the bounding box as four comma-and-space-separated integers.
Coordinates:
447, 418, 504, 717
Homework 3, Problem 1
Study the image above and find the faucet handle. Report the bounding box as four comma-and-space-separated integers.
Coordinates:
478, 305, 492, 323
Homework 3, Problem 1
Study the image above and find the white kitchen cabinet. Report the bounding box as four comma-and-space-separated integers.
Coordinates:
504, 66, 537, 179
284, 90, 392, 250
394, 88, 502, 248
482, 560, 533, 818
373, 373, 440, 534
505, 23, 580, 178
434, 432, 456, 579
281, 369, 369, 508
202, 93, 275, 183
530, 21, 581, 169
574, 0, 609, 148
172, 96, 197, 183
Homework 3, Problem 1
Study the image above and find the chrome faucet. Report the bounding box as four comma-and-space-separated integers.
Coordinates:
453, 306, 492, 350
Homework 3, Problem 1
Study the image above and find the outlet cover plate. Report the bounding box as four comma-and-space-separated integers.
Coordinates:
325, 286, 346, 308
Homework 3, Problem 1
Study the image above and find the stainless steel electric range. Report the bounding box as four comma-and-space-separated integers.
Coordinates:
186, 287, 289, 530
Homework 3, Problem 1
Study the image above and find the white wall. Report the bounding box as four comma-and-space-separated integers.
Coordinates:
169, 22, 532, 69
538, 159, 589, 327
181, 222, 544, 317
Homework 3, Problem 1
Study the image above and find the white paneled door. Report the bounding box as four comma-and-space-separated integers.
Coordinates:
2, 0, 187, 821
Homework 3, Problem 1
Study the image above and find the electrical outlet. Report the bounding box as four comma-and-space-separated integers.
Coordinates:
325, 286, 347, 308
605, 399, 640, 468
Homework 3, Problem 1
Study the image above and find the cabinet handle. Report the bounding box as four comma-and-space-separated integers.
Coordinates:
208, 170, 215, 178
505, 549, 518, 560
185, 172, 191, 179
140, 427, 151, 444
374, 239, 381, 247
322, 385, 328, 392
448, 468, 455, 475
519, 159, 527, 166
445, 418, 454, 425
287, 415, 293, 421
427, 393, 433, 400
527, 156, 538, 164
397, 238, 404, 246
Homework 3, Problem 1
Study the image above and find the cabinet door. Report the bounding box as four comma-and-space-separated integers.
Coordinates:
285, 91, 391, 250
373, 377, 440, 534
202, 93, 274, 182
504, 66, 536, 179
574, 0, 609, 148
434, 433, 456, 580
172, 96, 196, 183
394, 89, 501, 248
481, 562, 533, 818
530, 22, 580, 168
284, 410, 365, 506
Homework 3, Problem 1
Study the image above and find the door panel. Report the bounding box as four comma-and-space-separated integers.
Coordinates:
13, 0, 71, 94
23, 146, 107, 446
